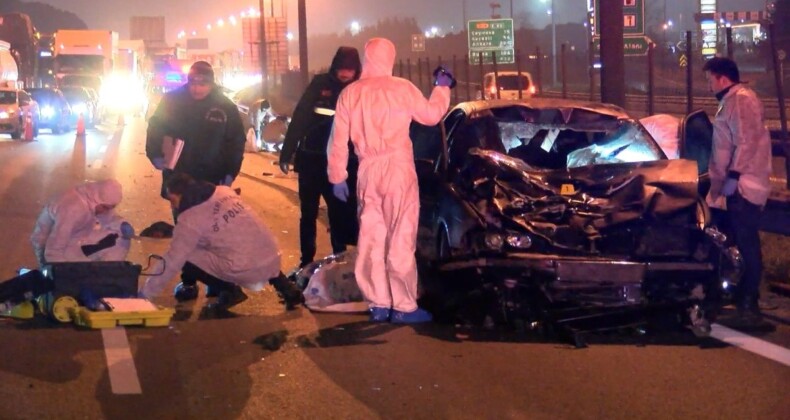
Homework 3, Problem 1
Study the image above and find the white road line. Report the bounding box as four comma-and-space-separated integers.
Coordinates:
711, 323, 790, 367
101, 327, 142, 394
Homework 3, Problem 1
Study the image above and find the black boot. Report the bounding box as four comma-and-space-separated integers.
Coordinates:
269, 273, 305, 310
174, 282, 198, 302
215, 285, 248, 309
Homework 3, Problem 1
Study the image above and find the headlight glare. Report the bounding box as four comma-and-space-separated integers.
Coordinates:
41, 106, 55, 117
506, 233, 532, 249
484, 233, 504, 250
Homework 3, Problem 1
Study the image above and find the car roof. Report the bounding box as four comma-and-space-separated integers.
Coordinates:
450, 98, 631, 120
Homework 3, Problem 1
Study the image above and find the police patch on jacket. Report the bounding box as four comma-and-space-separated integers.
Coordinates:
205, 108, 228, 123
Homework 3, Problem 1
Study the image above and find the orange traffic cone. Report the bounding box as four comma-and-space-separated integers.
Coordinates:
117, 113, 125, 127
23, 112, 34, 141
76, 114, 86, 136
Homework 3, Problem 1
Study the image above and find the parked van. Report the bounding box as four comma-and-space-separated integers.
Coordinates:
479, 71, 536, 100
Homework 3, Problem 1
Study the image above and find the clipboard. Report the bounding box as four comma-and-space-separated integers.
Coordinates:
162, 136, 184, 170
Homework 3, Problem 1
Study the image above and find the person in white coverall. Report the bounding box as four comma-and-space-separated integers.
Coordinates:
139, 173, 304, 310
702, 57, 772, 324
327, 38, 453, 323
30, 179, 132, 267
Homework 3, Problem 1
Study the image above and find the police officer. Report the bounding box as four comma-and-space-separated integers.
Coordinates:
279, 47, 361, 268
146, 61, 247, 220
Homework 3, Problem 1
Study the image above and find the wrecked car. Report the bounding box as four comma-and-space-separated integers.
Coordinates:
412, 99, 739, 340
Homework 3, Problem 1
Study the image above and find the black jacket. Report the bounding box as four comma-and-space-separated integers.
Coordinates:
146, 85, 246, 185
280, 47, 360, 173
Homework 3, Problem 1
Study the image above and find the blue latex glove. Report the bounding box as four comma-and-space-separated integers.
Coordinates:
120, 221, 135, 239
333, 181, 349, 202
151, 157, 165, 170
433, 66, 456, 88
721, 177, 738, 197
221, 174, 234, 186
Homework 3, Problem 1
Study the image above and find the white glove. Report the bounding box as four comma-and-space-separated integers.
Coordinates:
721, 177, 738, 197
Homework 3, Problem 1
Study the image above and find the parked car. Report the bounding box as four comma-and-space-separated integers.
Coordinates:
412, 98, 739, 342
60, 86, 96, 128
477, 71, 536, 100
28, 87, 72, 134
0, 84, 39, 139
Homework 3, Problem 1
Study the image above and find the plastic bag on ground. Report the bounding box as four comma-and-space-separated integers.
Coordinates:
295, 250, 367, 313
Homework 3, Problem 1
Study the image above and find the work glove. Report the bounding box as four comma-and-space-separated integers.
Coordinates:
279, 161, 290, 174
721, 177, 738, 197
433, 66, 457, 89
332, 181, 349, 202
221, 174, 234, 186
120, 221, 135, 239
151, 157, 166, 170
81, 233, 119, 256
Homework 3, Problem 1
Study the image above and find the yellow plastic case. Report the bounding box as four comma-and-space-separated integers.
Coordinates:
70, 306, 175, 329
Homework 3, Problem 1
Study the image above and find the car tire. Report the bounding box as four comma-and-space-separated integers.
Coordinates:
11, 121, 21, 140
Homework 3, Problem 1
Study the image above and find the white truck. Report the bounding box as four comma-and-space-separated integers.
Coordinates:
53, 29, 119, 92
0, 40, 18, 83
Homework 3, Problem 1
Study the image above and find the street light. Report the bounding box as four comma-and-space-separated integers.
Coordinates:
541, 0, 557, 86
350, 21, 361, 35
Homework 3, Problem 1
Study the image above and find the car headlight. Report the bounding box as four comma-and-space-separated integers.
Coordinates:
484, 233, 504, 250
505, 233, 532, 249
0, 111, 9, 119
41, 106, 55, 118
72, 103, 87, 115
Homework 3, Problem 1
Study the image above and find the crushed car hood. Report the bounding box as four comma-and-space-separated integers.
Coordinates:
457, 149, 700, 251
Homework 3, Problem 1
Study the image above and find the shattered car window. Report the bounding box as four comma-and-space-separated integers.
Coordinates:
450, 111, 665, 172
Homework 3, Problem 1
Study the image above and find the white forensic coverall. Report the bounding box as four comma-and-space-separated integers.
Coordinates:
706, 83, 772, 208
140, 186, 281, 298
327, 37, 450, 312
30, 179, 129, 267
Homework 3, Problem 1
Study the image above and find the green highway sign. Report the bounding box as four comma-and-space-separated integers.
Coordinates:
468, 18, 515, 64
592, 35, 652, 57
469, 49, 515, 65
593, 0, 645, 36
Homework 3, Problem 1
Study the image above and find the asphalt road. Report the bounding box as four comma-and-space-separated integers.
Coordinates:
0, 117, 788, 419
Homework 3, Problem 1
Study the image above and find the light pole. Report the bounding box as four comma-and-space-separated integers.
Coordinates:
541, 0, 557, 86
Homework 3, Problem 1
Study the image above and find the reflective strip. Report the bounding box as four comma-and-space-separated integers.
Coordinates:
313, 107, 335, 116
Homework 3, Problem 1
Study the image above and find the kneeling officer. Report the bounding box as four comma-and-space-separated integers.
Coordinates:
139, 173, 303, 309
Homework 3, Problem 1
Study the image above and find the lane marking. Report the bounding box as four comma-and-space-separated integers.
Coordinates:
101, 327, 142, 394
711, 323, 790, 367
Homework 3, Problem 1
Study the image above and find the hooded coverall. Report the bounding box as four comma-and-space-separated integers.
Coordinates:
706, 83, 772, 305
280, 47, 362, 267
139, 185, 281, 298
30, 180, 129, 267
327, 38, 450, 313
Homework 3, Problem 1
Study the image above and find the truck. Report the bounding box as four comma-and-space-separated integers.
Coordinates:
53, 29, 119, 92
0, 13, 36, 87
0, 41, 19, 83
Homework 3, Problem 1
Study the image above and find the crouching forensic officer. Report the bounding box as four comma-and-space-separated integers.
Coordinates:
139, 173, 304, 310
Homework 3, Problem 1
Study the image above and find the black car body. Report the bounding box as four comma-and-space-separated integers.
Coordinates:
413, 99, 739, 338
28, 88, 72, 133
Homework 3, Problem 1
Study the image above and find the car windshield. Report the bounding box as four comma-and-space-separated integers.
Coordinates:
0, 91, 16, 104
496, 75, 530, 90
449, 108, 665, 171
61, 88, 89, 103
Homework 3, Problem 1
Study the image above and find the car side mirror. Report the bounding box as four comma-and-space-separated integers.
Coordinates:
679, 109, 713, 176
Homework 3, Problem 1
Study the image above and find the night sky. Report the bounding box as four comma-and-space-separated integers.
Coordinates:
36, 0, 766, 49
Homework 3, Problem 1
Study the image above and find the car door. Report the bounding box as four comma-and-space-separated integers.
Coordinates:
678, 109, 713, 196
